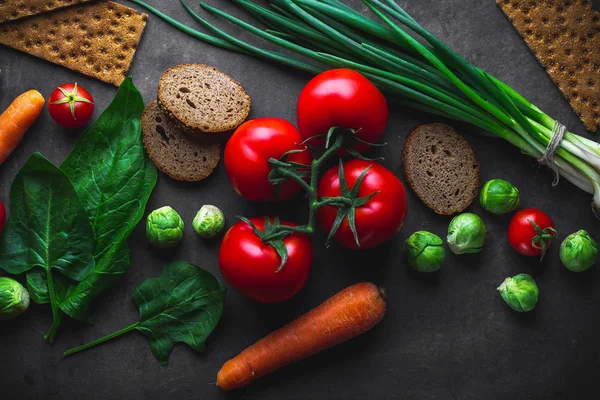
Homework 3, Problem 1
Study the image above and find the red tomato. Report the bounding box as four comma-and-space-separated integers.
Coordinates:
48, 83, 94, 129
219, 217, 313, 303
508, 208, 556, 258
224, 118, 313, 202
317, 159, 407, 249
0, 201, 5, 233
297, 69, 388, 153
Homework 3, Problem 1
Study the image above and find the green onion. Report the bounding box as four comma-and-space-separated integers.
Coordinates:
130, 0, 600, 215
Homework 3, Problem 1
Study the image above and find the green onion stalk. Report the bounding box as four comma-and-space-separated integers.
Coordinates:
130, 0, 600, 216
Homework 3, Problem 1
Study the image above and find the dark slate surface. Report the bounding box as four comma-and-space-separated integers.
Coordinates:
1, 1, 600, 399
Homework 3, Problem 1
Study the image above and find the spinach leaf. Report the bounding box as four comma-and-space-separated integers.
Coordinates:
0, 153, 95, 342
26, 269, 74, 305
64, 262, 226, 366
58, 78, 158, 320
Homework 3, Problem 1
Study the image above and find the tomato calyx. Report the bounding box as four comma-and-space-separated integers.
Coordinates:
322, 159, 380, 247
50, 83, 93, 120
316, 126, 387, 160
528, 218, 558, 260
238, 216, 308, 272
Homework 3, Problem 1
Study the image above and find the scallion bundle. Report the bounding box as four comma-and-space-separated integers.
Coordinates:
131, 0, 600, 215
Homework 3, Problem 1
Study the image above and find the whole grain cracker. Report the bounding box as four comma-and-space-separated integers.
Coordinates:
497, 0, 600, 132
0, 0, 94, 24
0, 0, 147, 86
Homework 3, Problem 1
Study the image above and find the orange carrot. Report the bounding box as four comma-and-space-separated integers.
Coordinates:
217, 282, 386, 391
0, 90, 45, 165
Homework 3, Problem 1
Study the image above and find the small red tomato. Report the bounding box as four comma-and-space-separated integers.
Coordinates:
219, 217, 313, 303
317, 159, 407, 249
224, 118, 313, 202
297, 69, 388, 153
48, 83, 94, 129
0, 201, 6, 233
508, 208, 557, 258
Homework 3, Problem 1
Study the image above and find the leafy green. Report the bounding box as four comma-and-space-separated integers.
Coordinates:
0, 153, 95, 341
64, 262, 227, 366
58, 78, 157, 320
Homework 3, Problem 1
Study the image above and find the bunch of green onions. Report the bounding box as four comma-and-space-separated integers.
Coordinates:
131, 0, 600, 215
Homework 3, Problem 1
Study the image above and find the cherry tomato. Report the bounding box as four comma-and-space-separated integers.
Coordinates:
224, 118, 313, 202
48, 83, 94, 129
317, 159, 407, 249
297, 69, 388, 153
219, 217, 313, 303
508, 208, 557, 258
0, 201, 6, 234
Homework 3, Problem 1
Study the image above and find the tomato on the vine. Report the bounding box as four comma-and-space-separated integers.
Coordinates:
48, 83, 94, 129
317, 159, 407, 249
219, 217, 313, 303
224, 118, 313, 202
508, 208, 557, 258
297, 69, 388, 153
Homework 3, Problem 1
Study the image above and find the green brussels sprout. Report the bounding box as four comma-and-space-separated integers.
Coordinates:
193, 205, 225, 239
480, 179, 520, 214
560, 230, 598, 272
0, 277, 30, 320
497, 273, 539, 312
447, 213, 486, 254
405, 231, 445, 272
146, 206, 184, 249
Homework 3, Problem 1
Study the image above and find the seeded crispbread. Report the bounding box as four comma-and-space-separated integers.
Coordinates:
402, 124, 480, 216
157, 64, 251, 135
0, 0, 94, 24
142, 100, 221, 182
497, 0, 600, 132
0, 0, 147, 86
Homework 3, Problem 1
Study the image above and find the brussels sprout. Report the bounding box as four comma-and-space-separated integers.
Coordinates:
560, 230, 598, 272
146, 206, 184, 249
480, 179, 520, 215
405, 231, 445, 272
193, 205, 225, 239
447, 213, 486, 254
0, 277, 30, 320
497, 273, 539, 312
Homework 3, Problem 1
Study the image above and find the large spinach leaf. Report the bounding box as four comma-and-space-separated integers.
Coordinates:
64, 262, 227, 366
58, 78, 158, 320
0, 153, 95, 342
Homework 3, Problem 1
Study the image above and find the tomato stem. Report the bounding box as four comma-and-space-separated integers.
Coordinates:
528, 218, 558, 261
260, 128, 383, 266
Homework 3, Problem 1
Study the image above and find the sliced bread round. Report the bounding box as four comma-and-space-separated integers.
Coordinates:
402, 123, 480, 215
142, 100, 221, 182
157, 64, 251, 134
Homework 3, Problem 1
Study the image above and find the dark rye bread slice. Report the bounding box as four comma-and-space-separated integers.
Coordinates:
157, 64, 251, 135
142, 100, 220, 182
402, 123, 480, 216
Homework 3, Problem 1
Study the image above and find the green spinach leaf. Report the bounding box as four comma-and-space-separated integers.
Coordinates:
58, 77, 158, 320
64, 262, 226, 366
0, 153, 95, 342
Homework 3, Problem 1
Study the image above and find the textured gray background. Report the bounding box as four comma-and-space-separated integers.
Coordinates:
1, 1, 600, 399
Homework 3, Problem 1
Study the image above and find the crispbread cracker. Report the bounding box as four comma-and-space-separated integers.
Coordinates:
0, 0, 147, 86
497, 0, 600, 132
0, 0, 94, 24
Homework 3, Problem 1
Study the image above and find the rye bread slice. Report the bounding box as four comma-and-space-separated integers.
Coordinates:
402, 123, 480, 215
157, 64, 251, 135
142, 100, 221, 182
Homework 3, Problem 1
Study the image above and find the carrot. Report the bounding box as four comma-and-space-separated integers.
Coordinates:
0, 90, 45, 165
217, 282, 386, 391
